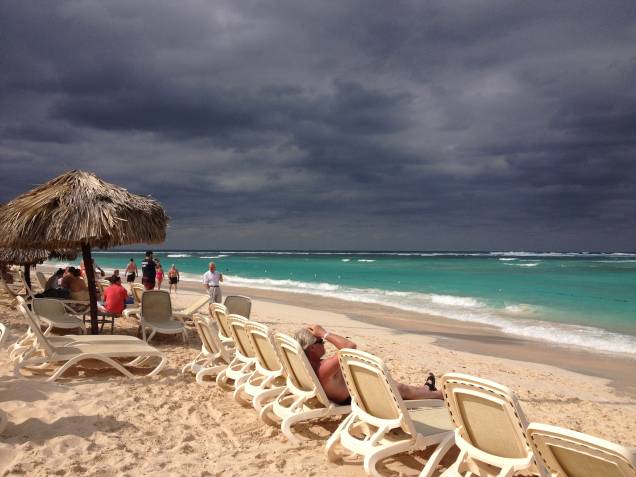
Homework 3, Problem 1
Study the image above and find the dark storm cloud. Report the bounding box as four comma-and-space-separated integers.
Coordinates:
1, 0, 635, 250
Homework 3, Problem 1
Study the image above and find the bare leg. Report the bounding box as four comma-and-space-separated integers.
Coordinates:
396, 382, 443, 400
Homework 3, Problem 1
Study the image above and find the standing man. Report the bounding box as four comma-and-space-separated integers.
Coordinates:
141, 250, 157, 290
203, 261, 223, 303
125, 258, 138, 284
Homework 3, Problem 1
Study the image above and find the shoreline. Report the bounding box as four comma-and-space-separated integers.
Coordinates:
175, 277, 636, 396
2, 265, 633, 475
37, 265, 636, 396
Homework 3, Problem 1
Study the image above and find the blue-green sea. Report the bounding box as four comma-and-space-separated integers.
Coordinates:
51, 251, 636, 356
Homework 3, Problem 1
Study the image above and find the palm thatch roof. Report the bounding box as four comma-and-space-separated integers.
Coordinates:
0, 170, 169, 250
0, 248, 78, 266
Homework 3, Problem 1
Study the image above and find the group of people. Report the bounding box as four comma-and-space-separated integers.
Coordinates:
35, 256, 435, 406
125, 252, 180, 293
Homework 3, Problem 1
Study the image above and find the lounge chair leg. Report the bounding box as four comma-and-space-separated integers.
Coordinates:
326, 413, 354, 462
419, 433, 455, 477
259, 402, 279, 427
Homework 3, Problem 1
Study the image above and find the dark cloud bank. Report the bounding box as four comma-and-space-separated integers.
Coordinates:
1, 1, 635, 250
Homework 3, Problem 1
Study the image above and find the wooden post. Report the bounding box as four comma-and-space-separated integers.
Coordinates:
81, 243, 99, 334
23, 264, 32, 292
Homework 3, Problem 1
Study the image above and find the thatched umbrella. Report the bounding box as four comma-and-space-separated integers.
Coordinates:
0, 248, 78, 290
0, 170, 168, 333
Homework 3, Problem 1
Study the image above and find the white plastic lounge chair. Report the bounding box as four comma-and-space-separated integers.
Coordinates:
527, 422, 636, 477
122, 283, 145, 320
35, 271, 49, 290
12, 298, 139, 365
14, 301, 167, 382
32, 298, 87, 334
224, 295, 252, 318
1, 276, 25, 305
235, 321, 286, 411
259, 332, 351, 444
438, 373, 540, 477
97, 279, 111, 296
216, 314, 257, 391
182, 314, 233, 383
209, 303, 235, 347
325, 349, 454, 477
139, 290, 187, 343
173, 295, 210, 322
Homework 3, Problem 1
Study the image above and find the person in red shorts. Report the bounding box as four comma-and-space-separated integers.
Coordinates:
100, 275, 129, 314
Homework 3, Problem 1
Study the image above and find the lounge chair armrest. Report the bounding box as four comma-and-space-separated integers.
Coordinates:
404, 399, 445, 409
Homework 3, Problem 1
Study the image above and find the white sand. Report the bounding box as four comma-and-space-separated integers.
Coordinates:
1, 287, 634, 476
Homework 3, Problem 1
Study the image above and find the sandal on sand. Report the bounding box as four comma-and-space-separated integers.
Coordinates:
425, 372, 437, 391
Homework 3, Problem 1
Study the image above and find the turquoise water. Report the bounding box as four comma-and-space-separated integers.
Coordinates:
52, 251, 636, 356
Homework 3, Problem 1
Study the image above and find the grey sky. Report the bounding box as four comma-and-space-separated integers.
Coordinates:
1, 1, 635, 250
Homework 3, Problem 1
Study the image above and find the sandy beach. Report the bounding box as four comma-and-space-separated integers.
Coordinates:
1, 275, 635, 476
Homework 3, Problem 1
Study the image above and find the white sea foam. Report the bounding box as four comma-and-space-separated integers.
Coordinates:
503, 262, 540, 267
431, 294, 485, 308
200, 255, 229, 259
166, 254, 192, 258
341, 259, 351, 262
498, 258, 517, 261
357, 259, 376, 262
174, 273, 636, 357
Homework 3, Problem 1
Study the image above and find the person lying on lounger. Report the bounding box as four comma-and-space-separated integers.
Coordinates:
294, 325, 443, 404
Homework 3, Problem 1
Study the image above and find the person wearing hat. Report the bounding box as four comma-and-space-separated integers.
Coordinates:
141, 251, 157, 290
294, 324, 442, 405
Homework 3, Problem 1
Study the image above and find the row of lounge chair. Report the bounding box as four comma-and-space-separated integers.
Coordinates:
1, 287, 634, 476
182, 306, 636, 477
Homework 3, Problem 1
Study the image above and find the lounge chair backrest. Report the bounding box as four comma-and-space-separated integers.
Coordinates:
33, 298, 69, 321
141, 290, 173, 323
36, 271, 48, 290
98, 280, 111, 296
131, 284, 145, 304
181, 295, 210, 315
273, 332, 330, 407
338, 348, 415, 434
245, 321, 282, 373
527, 423, 636, 477
16, 298, 55, 356
0, 322, 7, 348
210, 303, 233, 341
228, 314, 255, 358
224, 295, 251, 318
193, 314, 232, 363
441, 373, 533, 460
0, 278, 18, 298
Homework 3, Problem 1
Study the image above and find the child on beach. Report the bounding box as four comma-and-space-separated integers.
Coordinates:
295, 324, 442, 404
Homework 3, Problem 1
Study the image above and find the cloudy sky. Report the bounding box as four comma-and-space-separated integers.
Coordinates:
1, 1, 635, 251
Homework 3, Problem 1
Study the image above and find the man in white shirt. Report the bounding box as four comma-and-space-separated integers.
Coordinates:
202, 261, 223, 303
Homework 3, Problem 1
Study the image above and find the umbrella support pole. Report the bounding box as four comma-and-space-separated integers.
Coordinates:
23, 264, 32, 292
82, 244, 100, 335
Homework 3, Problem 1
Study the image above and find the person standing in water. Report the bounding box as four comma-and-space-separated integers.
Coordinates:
168, 264, 180, 293
202, 261, 223, 303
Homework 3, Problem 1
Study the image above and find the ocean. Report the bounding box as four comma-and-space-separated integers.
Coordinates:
51, 250, 636, 357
